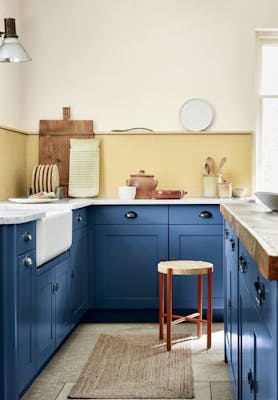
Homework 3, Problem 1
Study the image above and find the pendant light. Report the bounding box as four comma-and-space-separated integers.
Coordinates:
0, 18, 31, 62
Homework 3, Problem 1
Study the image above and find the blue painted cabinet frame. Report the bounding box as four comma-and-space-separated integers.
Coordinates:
70, 217, 89, 323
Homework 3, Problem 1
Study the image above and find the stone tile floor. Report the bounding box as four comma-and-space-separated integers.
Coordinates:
22, 322, 233, 400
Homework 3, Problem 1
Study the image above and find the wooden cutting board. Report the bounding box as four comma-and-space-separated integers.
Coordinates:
39, 107, 94, 196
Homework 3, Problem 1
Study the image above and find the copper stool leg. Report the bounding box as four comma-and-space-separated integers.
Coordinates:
197, 275, 203, 338
207, 268, 212, 348
159, 272, 164, 340
166, 268, 173, 351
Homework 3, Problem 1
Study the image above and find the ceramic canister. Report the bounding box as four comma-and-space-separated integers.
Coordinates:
203, 175, 222, 197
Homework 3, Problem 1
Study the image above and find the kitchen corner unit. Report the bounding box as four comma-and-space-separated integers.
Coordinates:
0, 197, 247, 400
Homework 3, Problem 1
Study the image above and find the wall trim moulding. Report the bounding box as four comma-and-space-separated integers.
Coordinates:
94, 131, 254, 136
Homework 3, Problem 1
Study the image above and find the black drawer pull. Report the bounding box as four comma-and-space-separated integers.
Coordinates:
125, 211, 137, 219
247, 369, 254, 393
199, 210, 213, 219
254, 278, 265, 305
224, 228, 229, 239
230, 239, 236, 252
239, 255, 247, 273
77, 214, 83, 222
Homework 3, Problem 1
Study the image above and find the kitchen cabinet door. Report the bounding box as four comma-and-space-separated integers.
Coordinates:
17, 250, 36, 394
239, 277, 275, 400
224, 222, 239, 398
35, 265, 56, 370
35, 254, 71, 369
70, 226, 89, 324
55, 257, 71, 347
95, 225, 168, 309
169, 225, 223, 313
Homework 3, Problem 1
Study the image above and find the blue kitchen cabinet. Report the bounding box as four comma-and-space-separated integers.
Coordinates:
94, 205, 168, 309
239, 276, 275, 400
169, 205, 224, 316
70, 222, 89, 323
35, 252, 71, 370
224, 222, 239, 398
17, 249, 36, 393
0, 221, 37, 400
95, 224, 168, 308
224, 221, 278, 400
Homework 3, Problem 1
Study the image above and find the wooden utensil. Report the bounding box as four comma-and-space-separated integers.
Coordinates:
216, 157, 227, 175
205, 157, 214, 175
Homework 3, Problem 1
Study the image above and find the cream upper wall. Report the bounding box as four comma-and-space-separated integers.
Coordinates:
21, 0, 278, 132
0, 0, 23, 129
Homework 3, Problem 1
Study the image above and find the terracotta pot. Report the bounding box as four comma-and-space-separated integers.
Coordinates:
126, 170, 158, 198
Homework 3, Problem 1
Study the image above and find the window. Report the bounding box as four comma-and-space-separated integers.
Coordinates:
257, 32, 278, 192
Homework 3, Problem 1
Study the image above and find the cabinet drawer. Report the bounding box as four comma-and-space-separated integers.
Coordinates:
94, 205, 168, 225
169, 205, 223, 225
17, 222, 36, 255
73, 208, 88, 230
224, 222, 238, 263
239, 242, 275, 335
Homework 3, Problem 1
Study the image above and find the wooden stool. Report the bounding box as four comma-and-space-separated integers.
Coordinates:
158, 260, 213, 351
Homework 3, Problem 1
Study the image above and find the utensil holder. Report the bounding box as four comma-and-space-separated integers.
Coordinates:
203, 175, 221, 197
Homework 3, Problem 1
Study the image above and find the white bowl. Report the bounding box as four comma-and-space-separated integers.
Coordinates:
255, 192, 278, 210
118, 186, 136, 200
232, 188, 247, 198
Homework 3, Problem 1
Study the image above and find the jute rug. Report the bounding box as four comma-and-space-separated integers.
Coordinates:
68, 334, 194, 399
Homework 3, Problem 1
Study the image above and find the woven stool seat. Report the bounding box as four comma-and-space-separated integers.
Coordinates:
158, 259, 213, 351
158, 260, 213, 276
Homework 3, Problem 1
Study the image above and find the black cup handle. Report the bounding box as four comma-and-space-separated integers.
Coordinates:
199, 210, 213, 219
125, 211, 138, 219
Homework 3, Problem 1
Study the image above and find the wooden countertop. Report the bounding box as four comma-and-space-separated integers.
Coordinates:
220, 203, 278, 280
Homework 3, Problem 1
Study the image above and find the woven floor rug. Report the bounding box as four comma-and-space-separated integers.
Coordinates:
68, 333, 194, 399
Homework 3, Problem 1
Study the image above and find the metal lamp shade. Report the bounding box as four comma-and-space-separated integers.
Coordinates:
0, 37, 31, 62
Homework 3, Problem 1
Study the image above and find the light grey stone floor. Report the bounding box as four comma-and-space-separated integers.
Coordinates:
21, 322, 233, 400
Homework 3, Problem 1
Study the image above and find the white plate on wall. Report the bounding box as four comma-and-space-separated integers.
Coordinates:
180, 98, 214, 131
9, 198, 59, 204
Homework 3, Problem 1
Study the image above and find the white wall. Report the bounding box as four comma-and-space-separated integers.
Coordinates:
21, 0, 278, 132
0, 0, 23, 129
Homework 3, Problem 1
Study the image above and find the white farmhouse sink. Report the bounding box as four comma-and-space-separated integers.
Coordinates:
0, 203, 73, 267
36, 209, 72, 267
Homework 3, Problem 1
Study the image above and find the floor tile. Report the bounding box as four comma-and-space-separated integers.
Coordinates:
21, 382, 64, 400
210, 381, 234, 400
193, 381, 211, 400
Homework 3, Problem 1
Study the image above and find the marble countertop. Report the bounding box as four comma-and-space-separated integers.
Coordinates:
0, 197, 252, 225
220, 203, 278, 280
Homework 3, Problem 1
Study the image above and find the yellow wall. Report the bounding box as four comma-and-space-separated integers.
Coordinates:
97, 132, 253, 197
0, 129, 253, 200
0, 127, 27, 200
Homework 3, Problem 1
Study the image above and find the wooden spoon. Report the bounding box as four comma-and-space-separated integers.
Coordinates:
216, 157, 227, 175
206, 157, 214, 175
